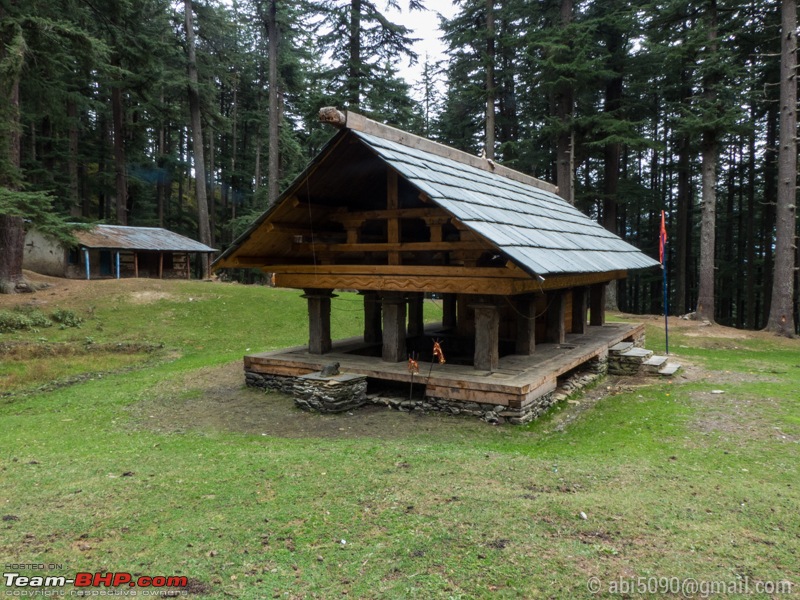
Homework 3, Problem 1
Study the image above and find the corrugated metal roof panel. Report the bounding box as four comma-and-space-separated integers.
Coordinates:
75, 225, 216, 252
356, 128, 661, 276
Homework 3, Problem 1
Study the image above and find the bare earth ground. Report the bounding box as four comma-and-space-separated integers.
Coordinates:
0, 271, 188, 310
126, 361, 509, 439
5, 270, 795, 443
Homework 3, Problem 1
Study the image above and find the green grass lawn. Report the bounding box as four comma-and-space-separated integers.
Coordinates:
1, 279, 798, 598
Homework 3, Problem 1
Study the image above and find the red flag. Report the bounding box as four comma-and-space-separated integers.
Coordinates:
407, 357, 419, 374
432, 341, 446, 365
659, 210, 668, 265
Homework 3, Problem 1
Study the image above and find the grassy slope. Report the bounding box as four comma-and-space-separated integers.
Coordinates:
1, 280, 798, 599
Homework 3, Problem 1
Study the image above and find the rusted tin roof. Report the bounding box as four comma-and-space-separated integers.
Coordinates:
75, 225, 216, 253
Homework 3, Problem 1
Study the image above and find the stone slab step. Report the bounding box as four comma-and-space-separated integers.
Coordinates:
609, 342, 634, 355
619, 347, 654, 361
642, 355, 669, 374
658, 363, 682, 377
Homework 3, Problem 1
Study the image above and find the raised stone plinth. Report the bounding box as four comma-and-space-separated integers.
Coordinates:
608, 347, 653, 375
246, 369, 368, 413
293, 372, 367, 413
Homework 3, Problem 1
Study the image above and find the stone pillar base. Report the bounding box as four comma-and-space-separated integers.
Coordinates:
293, 372, 367, 413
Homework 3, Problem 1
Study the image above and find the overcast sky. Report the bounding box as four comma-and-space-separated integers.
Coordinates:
384, 0, 459, 95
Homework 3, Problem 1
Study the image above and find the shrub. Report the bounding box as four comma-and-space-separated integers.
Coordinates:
51, 309, 83, 329
0, 308, 52, 332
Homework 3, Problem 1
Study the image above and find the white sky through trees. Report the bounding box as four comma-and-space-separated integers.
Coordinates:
384, 0, 458, 93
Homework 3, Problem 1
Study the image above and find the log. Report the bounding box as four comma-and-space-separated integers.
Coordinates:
319, 107, 346, 128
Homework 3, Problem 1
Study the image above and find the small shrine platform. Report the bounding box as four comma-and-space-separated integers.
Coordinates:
244, 322, 645, 412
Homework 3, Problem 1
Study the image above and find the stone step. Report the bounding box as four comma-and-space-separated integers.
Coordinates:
609, 342, 634, 355
642, 355, 669, 374
618, 347, 654, 362
658, 363, 682, 377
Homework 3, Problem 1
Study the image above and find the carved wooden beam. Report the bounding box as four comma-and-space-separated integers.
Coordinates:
291, 241, 491, 253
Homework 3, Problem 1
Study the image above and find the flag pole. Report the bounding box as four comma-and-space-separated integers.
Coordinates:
663, 252, 669, 355
660, 210, 669, 355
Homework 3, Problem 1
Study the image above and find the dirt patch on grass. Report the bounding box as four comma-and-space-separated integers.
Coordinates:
0, 270, 212, 310
126, 355, 721, 441
129, 290, 176, 304
127, 361, 494, 440
689, 390, 798, 443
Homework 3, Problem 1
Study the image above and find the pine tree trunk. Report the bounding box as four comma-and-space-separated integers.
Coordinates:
696, 0, 718, 323
208, 128, 216, 246
111, 69, 128, 225
603, 41, 623, 312
765, 0, 797, 336
745, 106, 757, 328
485, 0, 495, 159
157, 92, 166, 228
67, 99, 80, 212
0, 6, 27, 293
762, 102, 779, 326
230, 88, 238, 224
554, 0, 573, 204
185, 0, 212, 278
267, 0, 280, 205
348, 0, 362, 109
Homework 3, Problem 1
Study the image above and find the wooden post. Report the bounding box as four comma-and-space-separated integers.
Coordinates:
381, 293, 407, 362
442, 293, 457, 329
159, 252, 164, 279
361, 291, 382, 344
515, 293, 537, 355
545, 290, 566, 344
387, 169, 400, 265
590, 283, 606, 326
302, 289, 335, 355
472, 303, 500, 371
571, 286, 588, 334
407, 292, 425, 337
134, 252, 138, 278
456, 295, 474, 336
186, 253, 191, 279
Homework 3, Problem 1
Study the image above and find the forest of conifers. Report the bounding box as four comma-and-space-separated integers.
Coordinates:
1, 0, 797, 334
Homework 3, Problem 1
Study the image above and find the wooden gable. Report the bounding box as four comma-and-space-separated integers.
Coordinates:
215, 129, 623, 295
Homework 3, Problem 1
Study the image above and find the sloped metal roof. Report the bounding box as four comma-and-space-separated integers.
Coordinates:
353, 131, 659, 276
75, 225, 216, 253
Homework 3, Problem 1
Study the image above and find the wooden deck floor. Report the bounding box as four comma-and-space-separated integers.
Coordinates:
244, 322, 645, 408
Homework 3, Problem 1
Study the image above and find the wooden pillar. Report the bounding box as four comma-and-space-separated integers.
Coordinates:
361, 291, 382, 344
186, 253, 191, 279
571, 286, 588, 334
387, 169, 400, 266
545, 290, 566, 344
590, 283, 606, 326
515, 293, 537, 355
407, 292, 425, 337
302, 289, 335, 355
442, 293, 457, 329
134, 252, 139, 278
381, 293, 407, 362
456, 295, 474, 336
158, 252, 164, 279
472, 303, 500, 371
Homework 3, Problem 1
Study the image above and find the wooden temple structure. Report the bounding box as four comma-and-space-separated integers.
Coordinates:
213, 109, 659, 418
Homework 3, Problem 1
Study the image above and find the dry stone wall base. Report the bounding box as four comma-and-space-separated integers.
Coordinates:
246, 371, 367, 413
246, 365, 604, 425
